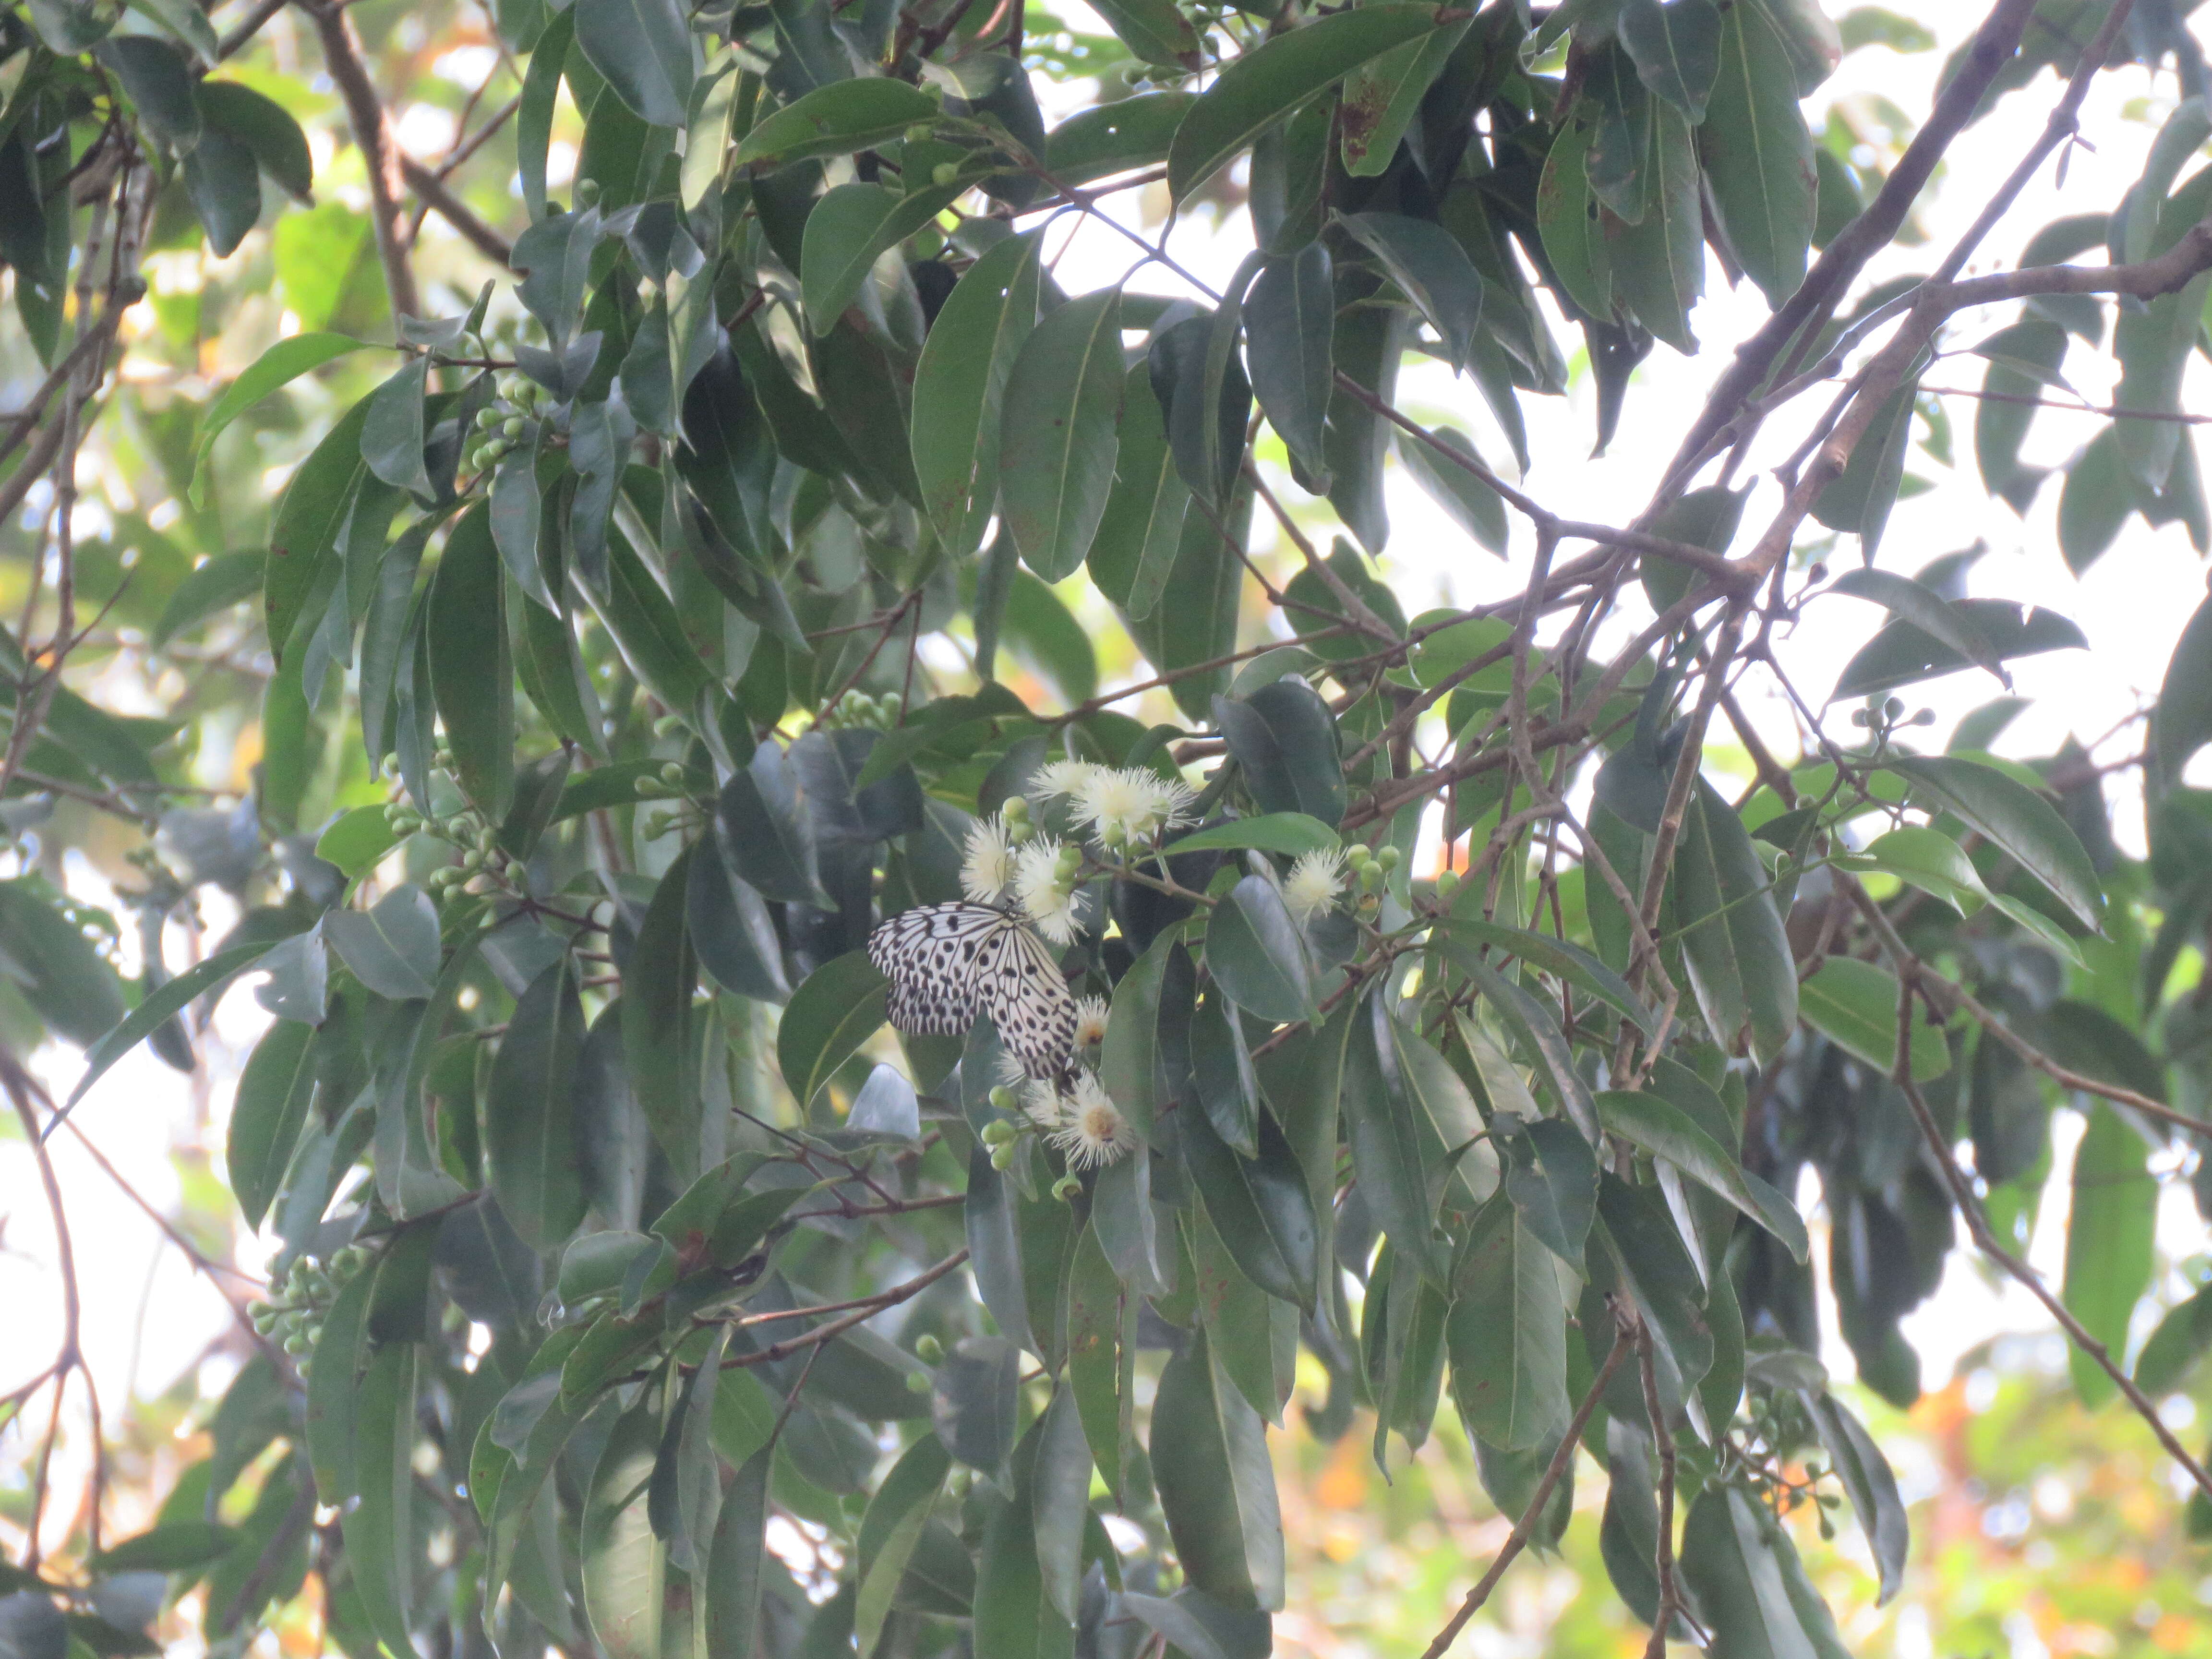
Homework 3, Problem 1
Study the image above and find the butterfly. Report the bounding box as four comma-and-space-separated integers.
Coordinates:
867, 902, 1078, 1081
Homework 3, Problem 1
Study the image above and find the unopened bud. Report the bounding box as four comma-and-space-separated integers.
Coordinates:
989, 1085, 1018, 1113
914, 1334, 944, 1365
932, 162, 960, 187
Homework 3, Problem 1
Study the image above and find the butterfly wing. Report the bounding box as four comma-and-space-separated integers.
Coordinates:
977, 922, 1078, 1080
868, 902, 1008, 1038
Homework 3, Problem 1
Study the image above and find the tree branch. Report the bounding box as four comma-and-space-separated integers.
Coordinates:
301, 0, 422, 321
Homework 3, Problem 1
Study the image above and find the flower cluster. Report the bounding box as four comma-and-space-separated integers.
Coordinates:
247, 1246, 373, 1378
1030, 760, 1196, 853
986, 1010, 1136, 1183
960, 801, 1091, 946
1283, 846, 1349, 926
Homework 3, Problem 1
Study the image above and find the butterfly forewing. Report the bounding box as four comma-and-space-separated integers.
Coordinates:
867, 900, 1075, 1078
977, 924, 1078, 1079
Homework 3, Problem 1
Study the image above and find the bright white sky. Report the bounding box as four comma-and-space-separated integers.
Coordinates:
5, 0, 2211, 1579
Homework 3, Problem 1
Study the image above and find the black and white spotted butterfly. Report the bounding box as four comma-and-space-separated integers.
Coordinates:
867, 902, 1077, 1081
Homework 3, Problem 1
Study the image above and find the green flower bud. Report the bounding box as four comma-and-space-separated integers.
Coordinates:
1052, 1174, 1082, 1202
635, 777, 670, 799
575, 178, 601, 207
904, 1370, 933, 1393
1376, 845, 1402, 872
502, 416, 526, 438
653, 714, 686, 738
461, 849, 486, 873
284, 1331, 314, 1356
989, 1142, 1014, 1171
1344, 843, 1371, 864
1882, 697, 1905, 720
474, 407, 500, 430
904, 123, 934, 144
252, 1308, 279, 1335
914, 1334, 944, 1365
1002, 795, 1031, 823
335, 1245, 370, 1278
382, 752, 402, 775
989, 1084, 1018, 1113
1434, 868, 1460, 897
932, 162, 960, 187
981, 1118, 1015, 1146
660, 761, 687, 786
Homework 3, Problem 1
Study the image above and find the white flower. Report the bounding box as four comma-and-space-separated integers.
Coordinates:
1029, 758, 1098, 804
1052, 1072, 1136, 1168
962, 815, 1015, 903
994, 1054, 1064, 1128
1068, 765, 1196, 850
1014, 834, 1087, 946
1072, 995, 1109, 1049
1283, 846, 1348, 926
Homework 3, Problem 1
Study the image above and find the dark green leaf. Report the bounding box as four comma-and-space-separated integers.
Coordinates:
227, 1018, 316, 1231
429, 505, 515, 819
1089, 363, 1191, 621
1887, 753, 2103, 929
1246, 242, 1334, 479
1832, 596, 2088, 699
572, 0, 695, 126
1594, 1089, 1807, 1260
1797, 957, 1950, 1081
1447, 1196, 1570, 1452
2063, 1103, 2156, 1408
1149, 1328, 1284, 1612
734, 80, 941, 165
1619, 0, 1722, 121
1213, 678, 1345, 826
1701, 0, 1817, 307
912, 231, 1043, 560
485, 959, 589, 1250
1000, 288, 1124, 583
1800, 1388, 1909, 1604
1335, 212, 1483, 374
1166, 6, 1450, 200
69, 939, 271, 1110
324, 885, 440, 1001
1206, 875, 1317, 1026
778, 951, 889, 1109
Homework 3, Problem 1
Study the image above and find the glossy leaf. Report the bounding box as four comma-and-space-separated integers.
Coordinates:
485, 959, 589, 1250
778, 951, 889, 1109
1335, 211, 1483, 373
1887, 753, 2103, 928
1701, 0, 1817, 307
999, 288, 1124, 583
1150, 1328, 1284, 1612
573, 0, 696, 127
1245, 242, 1334, 479
1447, 1196, 1570, 1452
913, 231, 1043, 560
1206, 875, 1318, 1026
1166, 6, 1451, 200
1797, 957, 1950, 1081
733, 80, 941, 165
1594, 1089, 1808, 1261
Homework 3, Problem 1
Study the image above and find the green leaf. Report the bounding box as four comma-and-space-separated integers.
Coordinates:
1798, 957, 1950, 1081
90, 1520, 238, 1574
1594, 1089, 1808, 1261
1825, 567, 2011, 687
1434, 917, 1657, 1037
1447, 949, 1600, 1142
1679, 1485, 1852, 1659
1167, 6, 1449, 200
1396, 425, 1508, 557
734, 79, 941, 165
1165, 813, 1339, 857
349, 1344, 421, 1659
1832, 596, 2088, 699
854, 1436, 952, 1652
1339, 12, 1471, 177
1206, 875, 1318, 1026
2135, 1280, 2212, 1396
1701, 0, 1817, 307
621, 850, 700, 1174
1099, 932, 1174, 1137
1088, 362, 1190, 620
151, 551, 266, 648
801, 181, 962, 336
1085, 0, 1199, 68
999, 288, 1124, 583
581, 1406, 666, 1659
1673, 778, 1799, 1064
361, 355, 433, 501
572, 0, 695, 126
1335, 211, 1483, 374
1618, 0, 1722, 121
192, 335, 372, 503
1887, 753, 2103, 929
267, 396, 375, 661
1535, 107, 1611, 321
719, 743, 831, 905
1447, 1196, 1570, 1452
68, 939, 271, 1110
704, 1448, 772, 1659
1245, 242, 1334, 480
428, 504, 516, 820
97, 37, 200, 148
196, 80, 313, 198
0, 881, 128, 1051
779, 951, 889, 1109
972, 1419, 1076, 1659
1121, 1589, 1273, 1659
1212, 678, 1345, 826
1045, 94, 1196, 183
484, 959, 589, 1251
1149, 1328, 1284, 1612
325, 884, 441, 1000
1001, 571, 1099, 706
1341, 995, 1445, 1284
2063, 1103, 2156, 1408
1031, 1388, 1094, 1623
1839, 825, 1990, 914
2154, 589, 2212, 794
313, 804, 399, 878
181, 135, 258, 257
912, 231, 1043, 560
1811, 372, 1916, 560
1800, 1388, 1909, 1605
227, 1018, 316, 1231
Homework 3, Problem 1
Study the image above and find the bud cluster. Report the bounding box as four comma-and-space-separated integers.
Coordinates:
381, 750, 510, 905
246, 1246, 372, 1378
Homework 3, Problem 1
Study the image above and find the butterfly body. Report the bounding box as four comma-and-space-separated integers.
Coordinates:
868, 901, 1078, 1080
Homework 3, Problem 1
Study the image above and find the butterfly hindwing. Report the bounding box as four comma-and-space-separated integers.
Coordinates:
868, 900, 1075, 1078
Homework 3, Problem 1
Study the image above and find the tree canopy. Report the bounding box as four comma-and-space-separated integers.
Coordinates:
5, 0, 2212, 1655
